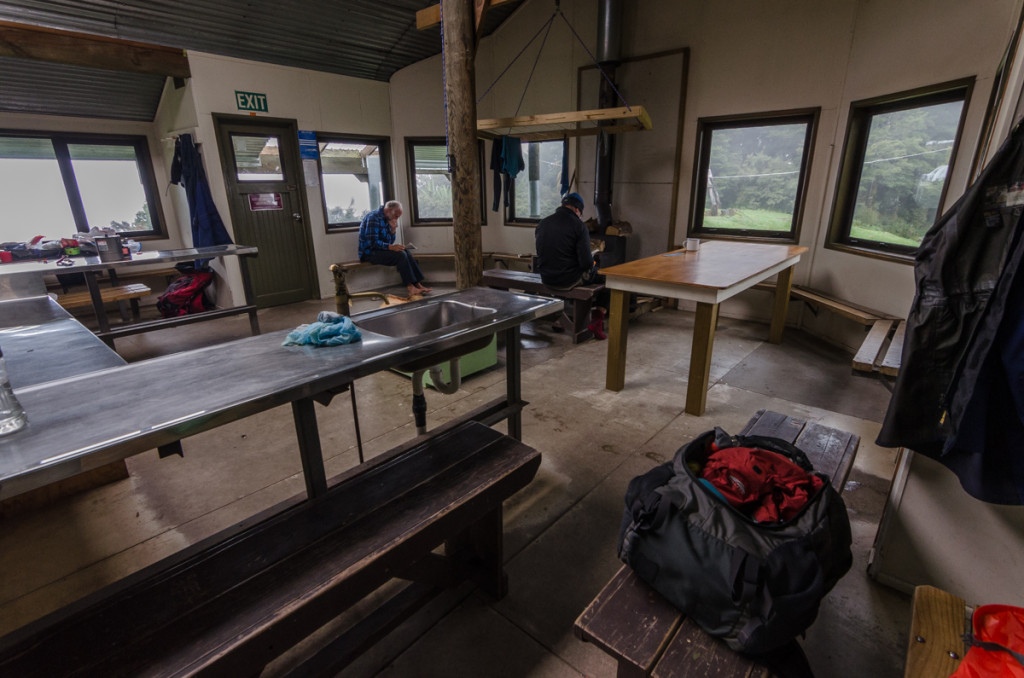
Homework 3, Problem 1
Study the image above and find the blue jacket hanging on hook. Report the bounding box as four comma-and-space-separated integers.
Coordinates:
170, 134, 234, 268
490, 136, 525, 211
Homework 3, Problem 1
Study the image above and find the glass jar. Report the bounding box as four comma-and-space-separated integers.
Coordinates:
0, 347, 27, 436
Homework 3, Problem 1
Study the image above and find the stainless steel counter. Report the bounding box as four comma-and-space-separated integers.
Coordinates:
0, 244, 258, 278
0, 244, 261, 346
0, 296, 126, 388
0, 287, 561, 500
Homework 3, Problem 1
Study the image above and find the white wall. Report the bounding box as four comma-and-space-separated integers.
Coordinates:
389, 0, 1022, 349
174, 51, 393, 299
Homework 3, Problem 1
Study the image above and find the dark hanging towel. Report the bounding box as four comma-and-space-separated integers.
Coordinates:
170, 134, 233, 268
877, 120, 1024, 504
490, 136, 525, 211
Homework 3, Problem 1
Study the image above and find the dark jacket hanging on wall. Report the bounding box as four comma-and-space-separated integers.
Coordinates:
877, 120, 1024, 504
170, 134, 233, 267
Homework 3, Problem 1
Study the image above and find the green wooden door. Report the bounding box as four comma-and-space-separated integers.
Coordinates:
215, 116, 316, 307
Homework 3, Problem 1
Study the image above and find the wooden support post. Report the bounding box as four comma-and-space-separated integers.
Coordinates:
442, 0, 484, 289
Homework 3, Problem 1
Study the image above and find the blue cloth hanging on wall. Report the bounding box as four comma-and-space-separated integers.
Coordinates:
170, 134, 233, 268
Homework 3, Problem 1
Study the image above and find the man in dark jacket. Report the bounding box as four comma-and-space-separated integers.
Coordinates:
535, 192, 607, 338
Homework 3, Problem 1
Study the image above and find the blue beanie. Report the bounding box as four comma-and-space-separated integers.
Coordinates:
562, 192, 585, 211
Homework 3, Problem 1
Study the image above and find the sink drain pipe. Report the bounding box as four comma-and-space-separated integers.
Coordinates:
411, 359, 463, 435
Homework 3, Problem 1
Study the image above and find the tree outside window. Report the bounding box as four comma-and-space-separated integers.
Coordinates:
507, 140, 564, 223
405, 138, 486, 226
828, 80, 972, 258
690, 110, 818, 240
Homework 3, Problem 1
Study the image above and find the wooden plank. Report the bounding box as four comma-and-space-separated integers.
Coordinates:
795, 421, 860, 491
752, 281, 887, 326
479, 119, 651, 141
574, 565, 683, 678
57, 283, 151, 309
904, 586, 967, 678
474, 0, 492, 33
0, 20, 190, 78
880, 320, 905, 376
478, 105, 652, 132
853, 319, 894, 372
416, 0, 514, 30
653, 618, 772, 678
740, 408, 805, 444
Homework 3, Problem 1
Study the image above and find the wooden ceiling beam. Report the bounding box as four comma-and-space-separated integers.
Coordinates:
417, 0, 513, 30
0, 20, 190, 79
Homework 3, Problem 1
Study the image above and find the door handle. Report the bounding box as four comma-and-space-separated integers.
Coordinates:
293, 213, 302, 222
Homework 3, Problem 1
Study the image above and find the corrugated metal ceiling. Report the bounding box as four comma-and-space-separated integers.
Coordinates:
0, 0, 525, 82
0, 0, 525, 121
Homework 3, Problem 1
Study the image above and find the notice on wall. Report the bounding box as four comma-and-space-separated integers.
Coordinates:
298, 131, 319, 159
248, 193, 283, 211
303, 159, 320, 187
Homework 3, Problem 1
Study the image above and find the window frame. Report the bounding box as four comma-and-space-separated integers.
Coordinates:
504, 138, 567, 226
825, 78, 974, 262
688, 108, 819, 243
315, 132, 393, 233
0, 129, 166, 240
404, 137, 486, 227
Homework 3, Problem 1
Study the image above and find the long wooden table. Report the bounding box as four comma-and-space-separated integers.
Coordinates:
602, 240, 807, 415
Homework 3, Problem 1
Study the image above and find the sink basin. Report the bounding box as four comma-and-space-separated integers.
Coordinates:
356, 299, 498, 372
356, 299, 496, 338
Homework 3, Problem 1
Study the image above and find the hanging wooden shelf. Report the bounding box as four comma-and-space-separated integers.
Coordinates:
476, 105, 652, 141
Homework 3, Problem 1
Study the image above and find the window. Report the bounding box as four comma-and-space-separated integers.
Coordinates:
507, 139, 565, 223
317, 134, 391, 231
828, 80, 972, 258
0, 132, 164, 243
690, 110, 818, 241
405, 138, 486, 225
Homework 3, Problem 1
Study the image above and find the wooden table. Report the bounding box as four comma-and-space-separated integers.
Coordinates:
602, 241, 807, 415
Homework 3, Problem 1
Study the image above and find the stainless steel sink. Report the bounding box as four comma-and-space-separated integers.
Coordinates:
355, 299, 498, 372
355, 299, 496, 338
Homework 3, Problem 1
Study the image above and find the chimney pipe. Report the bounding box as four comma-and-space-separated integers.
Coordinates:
594, 0, 623, 230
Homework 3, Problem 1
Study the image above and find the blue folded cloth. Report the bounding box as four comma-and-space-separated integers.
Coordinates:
282, 311, 362, 347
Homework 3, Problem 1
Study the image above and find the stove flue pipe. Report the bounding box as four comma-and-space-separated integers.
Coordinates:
594, 0, 624, 230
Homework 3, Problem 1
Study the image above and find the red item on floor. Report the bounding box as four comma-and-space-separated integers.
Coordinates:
952, 604, 1024, 678
700, 446, 824, 522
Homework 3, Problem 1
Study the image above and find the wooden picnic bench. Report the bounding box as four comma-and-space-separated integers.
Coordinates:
482, 268, 605, 343
903, 585, 971, 678
0, 419, 541, 677
56, 282, 151, 322
574, 409, 860, 678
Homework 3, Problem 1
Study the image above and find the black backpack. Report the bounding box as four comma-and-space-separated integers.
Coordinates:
618, 428, 852, 655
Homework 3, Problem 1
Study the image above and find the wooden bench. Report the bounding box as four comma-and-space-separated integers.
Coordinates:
852, 318, 905, 376
482, 268, 605, 343
904, 585, 970, 678
0, 419, 540, 677
56, 283, 151, 322
574, 409, 860, 678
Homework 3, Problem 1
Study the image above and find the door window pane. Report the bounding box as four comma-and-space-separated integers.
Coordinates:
232, 135, 283, 181
68, 143, 153, 234
319, 140, 384, 227
849, 102, 963, 247
0, 137, 75, 242
511, 140, 563, 221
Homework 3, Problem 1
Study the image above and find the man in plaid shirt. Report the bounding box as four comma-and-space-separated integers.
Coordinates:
357, 200, 432, 297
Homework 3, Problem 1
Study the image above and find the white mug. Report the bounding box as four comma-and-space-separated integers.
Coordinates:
685, 238, 700, 252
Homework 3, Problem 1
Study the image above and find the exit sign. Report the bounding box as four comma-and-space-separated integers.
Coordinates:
235, 90, 268, 113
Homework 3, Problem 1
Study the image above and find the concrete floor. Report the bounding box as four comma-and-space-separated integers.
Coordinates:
0, 287, 911, 677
